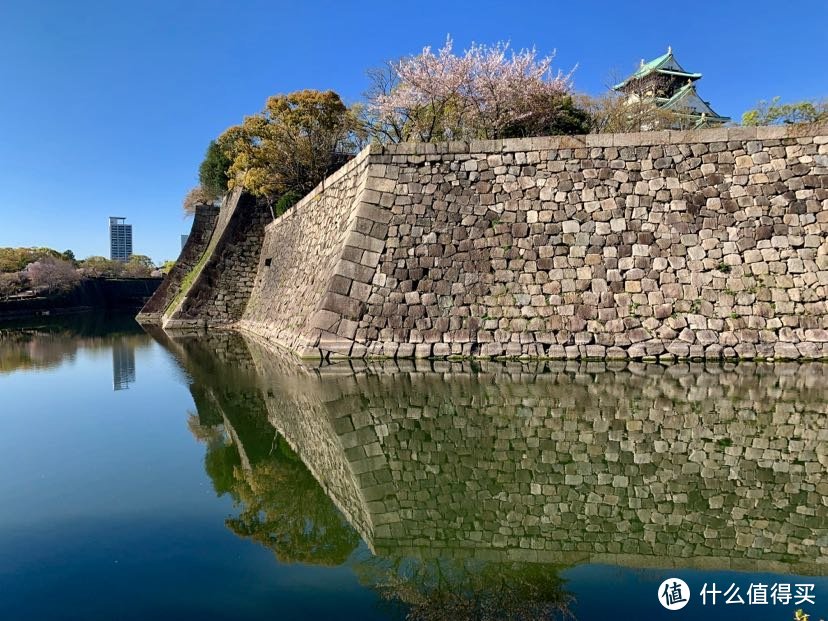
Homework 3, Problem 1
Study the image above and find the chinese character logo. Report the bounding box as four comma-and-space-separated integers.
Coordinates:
659, 578, 690, 611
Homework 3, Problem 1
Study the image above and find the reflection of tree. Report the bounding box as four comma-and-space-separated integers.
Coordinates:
174, 334, 577, 617
188, 403, 574, 616
187, 413, 240, 496
0, 314, 150, 374
355, 556, 573, 621
189, 413, 360, 567
226, 445, 361, 566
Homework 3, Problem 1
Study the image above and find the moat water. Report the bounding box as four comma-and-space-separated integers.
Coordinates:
0, 312, 825, 620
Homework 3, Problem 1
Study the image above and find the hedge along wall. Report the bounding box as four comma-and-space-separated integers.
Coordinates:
240, 125, 828, 360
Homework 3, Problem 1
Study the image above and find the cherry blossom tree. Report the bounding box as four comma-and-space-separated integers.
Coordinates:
182, 185, 214, 216
24, 258, 80, 294
366, 37, 584, 142
0, 272, 24, 299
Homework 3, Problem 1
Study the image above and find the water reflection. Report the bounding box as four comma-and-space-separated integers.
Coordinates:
152, 329, 827, 618
112, 341, 137, 390
188, 407, 361, 567
0, 313, 151, 388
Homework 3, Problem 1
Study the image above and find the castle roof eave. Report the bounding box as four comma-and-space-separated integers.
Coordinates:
612, 50, 702, 91
656, 83, 730, 123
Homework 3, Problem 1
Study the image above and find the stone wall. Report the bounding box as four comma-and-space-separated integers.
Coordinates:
244, 126, 827, 359
239, 150, 376, 355
148, 188, 271, 330
167, 189, 271, 327
137, 203, 219, 323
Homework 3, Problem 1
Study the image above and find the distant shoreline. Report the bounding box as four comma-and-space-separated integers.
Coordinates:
0, 277, 161, 322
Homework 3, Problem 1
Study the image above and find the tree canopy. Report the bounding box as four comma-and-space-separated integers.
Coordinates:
0, 247, 65, 273
364, 38, 584, 142
79, 256, 155, 278
742, 97, 828, 126
123, 254, 155, 277
24, 257, 80, 294
191, 417, 361, 567
198, 140, 232, 200
218, 89, 362, 202
79, 256, 121, 277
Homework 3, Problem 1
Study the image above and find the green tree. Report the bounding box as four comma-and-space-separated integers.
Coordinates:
160, 260, 176, 274
218, 89, 363, 204
742, 97, 828, 126
123, 254, 155, 278
60, 249, 77, 266
273, 190, 301, 216
198, 140, 232, 200
79, 256, 124, 278
0, 247, 62, 273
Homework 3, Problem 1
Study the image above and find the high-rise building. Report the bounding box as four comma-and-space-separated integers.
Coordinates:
109, 217, 133, 262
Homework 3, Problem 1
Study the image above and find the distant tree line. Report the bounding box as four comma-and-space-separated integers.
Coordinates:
181, 36, 827, 218
0, 248, 163, 300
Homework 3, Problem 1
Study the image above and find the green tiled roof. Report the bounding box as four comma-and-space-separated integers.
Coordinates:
657, 83, 731, 122
659, 69, 702, 79
613, 50, 701, 90
631, 51, 671, 79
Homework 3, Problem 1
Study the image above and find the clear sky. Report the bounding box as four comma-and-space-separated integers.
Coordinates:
0, 0, 825, 264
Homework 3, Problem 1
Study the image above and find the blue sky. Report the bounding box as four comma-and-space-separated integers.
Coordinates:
0, 0, 826, 264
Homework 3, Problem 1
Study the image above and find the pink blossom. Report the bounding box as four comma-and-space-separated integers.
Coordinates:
369, 37, 574, 141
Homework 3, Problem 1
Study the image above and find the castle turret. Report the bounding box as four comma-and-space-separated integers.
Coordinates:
613, 47, 730, 129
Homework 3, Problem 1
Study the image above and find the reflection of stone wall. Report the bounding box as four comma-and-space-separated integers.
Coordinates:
161, 330, 377, 546
345, 364, 827, 575
158, 328, 828, 574
242, 333, 377, 546
253, 351, 827, 574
